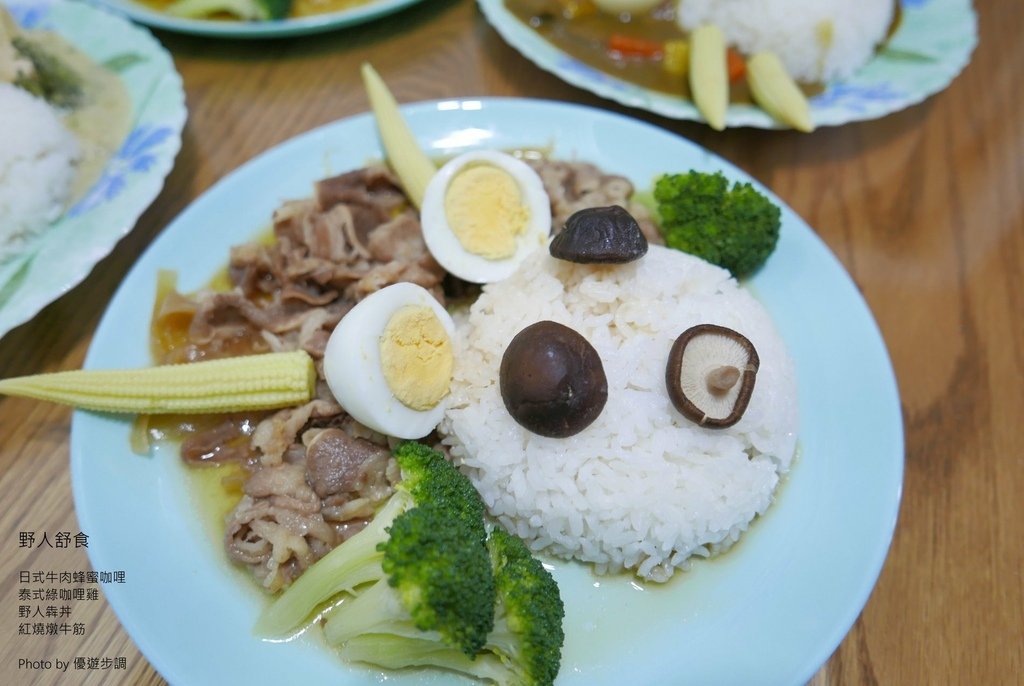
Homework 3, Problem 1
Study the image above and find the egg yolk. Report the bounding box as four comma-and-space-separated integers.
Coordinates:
379, 305, 454, 411
444, 163, 530, 260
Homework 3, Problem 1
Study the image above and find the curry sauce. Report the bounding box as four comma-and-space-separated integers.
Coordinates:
507, 0, 702, 97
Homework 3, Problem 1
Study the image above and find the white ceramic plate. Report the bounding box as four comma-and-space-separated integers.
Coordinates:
91, 0, 428, 38
0, 0, 185, 339
479, 0, 977, 129
72, 99, 904, 686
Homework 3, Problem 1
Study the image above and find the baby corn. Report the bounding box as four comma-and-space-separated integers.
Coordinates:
0, 350, 316, 414
361, 62, 436, 209
689, 24, 728, 131
746, 51, 815, 132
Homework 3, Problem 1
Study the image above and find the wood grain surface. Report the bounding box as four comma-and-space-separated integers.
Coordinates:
1, 0, 1021, 684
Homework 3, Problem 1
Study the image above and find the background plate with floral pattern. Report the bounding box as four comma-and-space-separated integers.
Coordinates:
478, 0, 978, 129
0, 0, 185, 339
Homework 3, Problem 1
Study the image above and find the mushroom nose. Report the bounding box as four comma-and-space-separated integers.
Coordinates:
666, 324, 760, 428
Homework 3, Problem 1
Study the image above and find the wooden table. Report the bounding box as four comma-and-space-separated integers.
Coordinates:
1, 0, 1020, 683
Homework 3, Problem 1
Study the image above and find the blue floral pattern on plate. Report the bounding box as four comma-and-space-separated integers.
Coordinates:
69, 125, 177, 217
478, 0, 977, 130
0, 0, 186, 338
809, 82, 908, 112
6, 0, 53, 29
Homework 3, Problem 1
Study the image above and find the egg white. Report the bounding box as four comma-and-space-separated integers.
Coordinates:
420, 150, 551, 284
322, 282, 456, 440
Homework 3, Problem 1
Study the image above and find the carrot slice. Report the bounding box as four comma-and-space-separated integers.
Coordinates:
727, 47, 746, 82
608, 34, 664, 58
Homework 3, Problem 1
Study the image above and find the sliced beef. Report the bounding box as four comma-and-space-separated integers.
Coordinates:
530, 159, 663, 246
366, 211, 429, 263
315, 165, 408, 235
179, 415, 263, 465
224, 493, 337, 592
244, 462, 320, 514
304, 428, 392, 499
251, 398, 342, 466
222, 430, 397, 592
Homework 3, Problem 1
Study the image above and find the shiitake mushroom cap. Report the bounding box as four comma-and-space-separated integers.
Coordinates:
549, 205, 648, 264
665, 324, 759, 428
499, 320, 608, 438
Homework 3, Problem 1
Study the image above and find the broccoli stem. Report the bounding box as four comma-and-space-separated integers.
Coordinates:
322, 576, 430, 645
340, 634, 513, 686
254, 492, 412, 637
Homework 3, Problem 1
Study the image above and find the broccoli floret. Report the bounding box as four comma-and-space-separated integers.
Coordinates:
338, 528, 565, 686
481, 529, 565, 686
389, 440, 488, 535
165, 0, 292, 21
11, 36, 83, 109
255, 441, 486, 637
323, 505, 496, 656
653, 170, 781, 279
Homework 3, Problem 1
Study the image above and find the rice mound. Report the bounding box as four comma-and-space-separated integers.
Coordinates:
439, 245, 799, 582
676, 0, 895, 83
0, 82, 80, 263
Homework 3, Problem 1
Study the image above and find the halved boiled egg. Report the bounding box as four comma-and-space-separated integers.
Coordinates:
420, 149, 551, 284
323, 282, 456, 439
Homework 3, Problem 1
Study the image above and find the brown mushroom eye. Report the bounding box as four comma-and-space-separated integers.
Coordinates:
665, 324, 759, 428
499, 321, 608, 438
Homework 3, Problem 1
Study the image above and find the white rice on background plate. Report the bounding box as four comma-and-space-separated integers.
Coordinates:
0, 0, 185, 341
676, 0, 896, 83
440, 244, 799, 582
0, 82, 81, 263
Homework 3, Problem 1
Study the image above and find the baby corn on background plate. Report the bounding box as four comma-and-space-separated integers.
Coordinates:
479, 0, 977, 129
71, 100, 903, 685
0, 0, 185, 339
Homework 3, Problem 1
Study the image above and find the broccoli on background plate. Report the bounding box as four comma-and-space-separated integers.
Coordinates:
654, 171, 781, 279
11, 35, 84, 108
